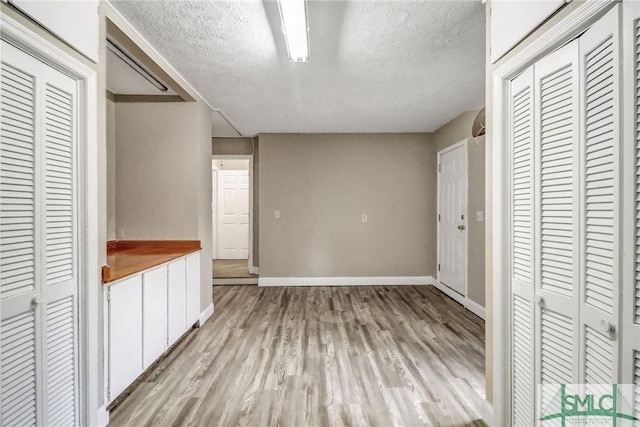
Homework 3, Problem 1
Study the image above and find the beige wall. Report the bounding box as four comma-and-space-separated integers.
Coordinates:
212, 137, 254, 156
107, 98, 116, 240
258, 133, 435, 278
114, 101, 212, 311
213, 159, 249, 170
432, 111, 486, 307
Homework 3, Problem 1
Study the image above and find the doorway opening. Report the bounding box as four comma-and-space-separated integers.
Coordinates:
212, 156, 257, 285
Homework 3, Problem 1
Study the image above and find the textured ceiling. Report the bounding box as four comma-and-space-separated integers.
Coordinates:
111, 0, 485, 135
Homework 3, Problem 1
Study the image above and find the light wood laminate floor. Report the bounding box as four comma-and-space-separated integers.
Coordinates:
213, 259, 258, 278
109, 285, 486, 427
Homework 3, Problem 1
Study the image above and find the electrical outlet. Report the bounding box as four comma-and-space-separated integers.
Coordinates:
275, 210, 280, 219
476, 211, 484, 222
362, 213, 368, 223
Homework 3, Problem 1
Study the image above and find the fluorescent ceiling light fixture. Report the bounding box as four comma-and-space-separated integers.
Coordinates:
277, 0, 310, 62
106, 38, 168, 92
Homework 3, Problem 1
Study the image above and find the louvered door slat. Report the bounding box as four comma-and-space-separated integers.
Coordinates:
1, 312, 37, 426
510, 67, 536, 427
539, 60, 576, 298
579, 6, 620, 388
0, 61, 36, 300
45, 296, 76, 427
44, 83, 74, 288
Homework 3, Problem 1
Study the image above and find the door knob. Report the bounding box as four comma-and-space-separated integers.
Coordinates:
457, 225, 465, 230
533, 294, 543, 305
600, 320, 615, 334
31, 295, 42, 308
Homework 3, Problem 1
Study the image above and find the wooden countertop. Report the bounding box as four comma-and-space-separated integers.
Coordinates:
103, 240, 201, 284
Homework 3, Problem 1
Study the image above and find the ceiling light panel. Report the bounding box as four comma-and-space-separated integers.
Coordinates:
277, 0, 310, 62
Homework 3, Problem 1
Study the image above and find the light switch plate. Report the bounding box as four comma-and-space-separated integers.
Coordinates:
362, 214, 368, 223
275, 210, 280, 219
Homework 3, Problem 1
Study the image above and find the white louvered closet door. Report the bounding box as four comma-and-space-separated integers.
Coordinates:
0, 40, 79, 427
533, 39, 581, 401
578, 6, 620, 387
623, 1, 640, 422
509, 66, 536, 427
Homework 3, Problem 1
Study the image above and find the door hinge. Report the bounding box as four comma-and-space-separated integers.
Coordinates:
438, 164, 441, 173
438, 214, 440, 222
438, 264, 441, 272
106, 291, 111, 302
107, 387, 110, 401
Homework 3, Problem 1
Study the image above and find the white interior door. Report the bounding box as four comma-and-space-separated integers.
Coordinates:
1, 40, 80, 426
438, 143, 468, 296
217, 170, 249, 259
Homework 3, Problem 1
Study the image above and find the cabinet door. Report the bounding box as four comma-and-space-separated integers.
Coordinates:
142, 266, 168, 369
185, 252, 201, 327
167, 258, 187, 345
108, 276, 143, 401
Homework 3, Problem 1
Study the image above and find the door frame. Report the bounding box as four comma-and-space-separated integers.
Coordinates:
436, 139, 469, 303
490, 1, 616, 425
0, 11, 101, 426
211, 154, 253, 270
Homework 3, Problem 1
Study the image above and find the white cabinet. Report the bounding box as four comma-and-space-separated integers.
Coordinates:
10, 0, 99, 62
105, 250, 201, 403
142, 266, 168, 369
168, 258, 187, 345
186, 253, 201, 327
108, 275, 143, 400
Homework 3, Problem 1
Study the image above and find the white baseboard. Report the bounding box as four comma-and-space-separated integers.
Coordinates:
214, 277, 259, 285
466, 298, 486, 320
96, 404, 109, 427
481, 400, 494, 427
258, 276, 433, 287
249, 265, 259, 275
199, 303, 214, 326
432, 280, 486, 320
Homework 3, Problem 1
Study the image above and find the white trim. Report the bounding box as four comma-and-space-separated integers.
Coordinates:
199, 303, 214, 326
249, 266, 259, 275
432, 279, 486, 320
490, 1, 616, 425
466, 298, 486, 320
0, 11, 101, 427
432, 279, 465, 305
96, 405, 109, 427
214, 277, 259, 285
436, 139, 469, 298
258, 276, 433, 287
481, 400, 494, 427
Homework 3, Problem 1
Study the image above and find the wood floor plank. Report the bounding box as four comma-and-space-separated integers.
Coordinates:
108, 285, 487, 427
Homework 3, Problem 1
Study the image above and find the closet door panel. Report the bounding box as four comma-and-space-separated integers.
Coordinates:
623, 1, 640, 420
0, 40, 79, 426
579, 5, 620, 385
533, 39, 581, 392
0, 41, 42, 427
509, 66, 536, 427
